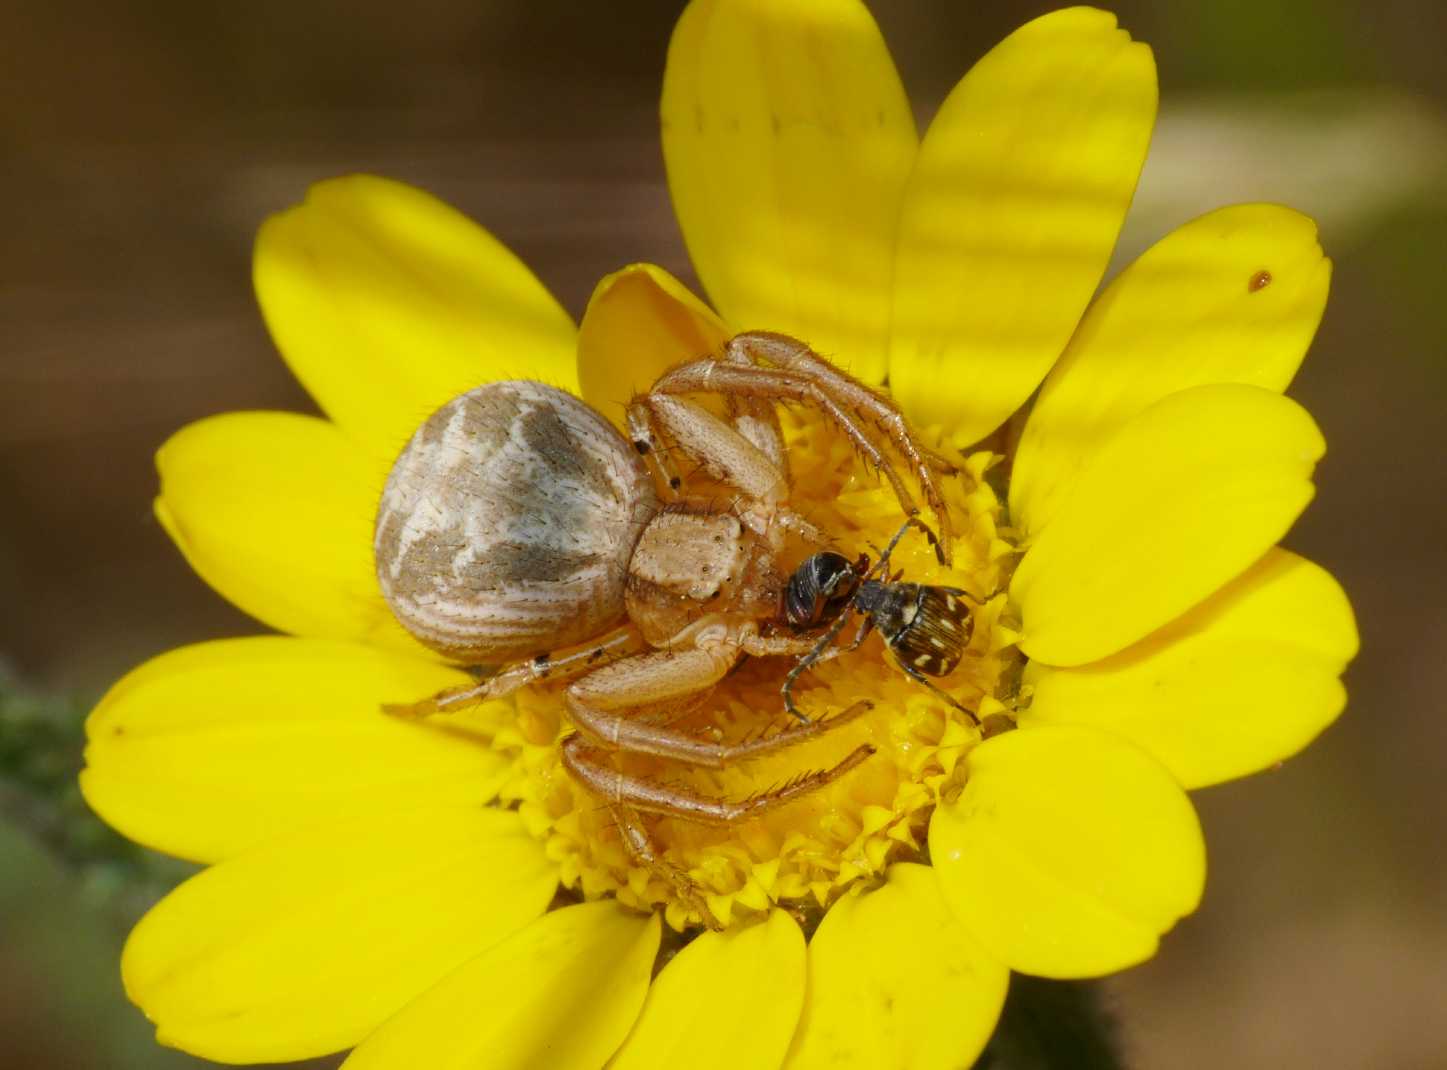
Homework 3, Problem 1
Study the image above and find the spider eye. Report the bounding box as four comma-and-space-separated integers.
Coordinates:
784, 552, 858, 629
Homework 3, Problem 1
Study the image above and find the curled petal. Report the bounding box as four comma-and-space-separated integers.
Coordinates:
930, 725, 1205, 978
577, 263, 730, 429
890, 8, 1157, 444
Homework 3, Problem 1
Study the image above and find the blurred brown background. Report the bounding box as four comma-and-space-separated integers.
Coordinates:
1, 1, 1444, 1067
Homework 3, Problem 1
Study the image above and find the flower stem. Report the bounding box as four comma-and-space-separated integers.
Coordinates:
975, 976, 1125, 1070
0, 665, 188, 914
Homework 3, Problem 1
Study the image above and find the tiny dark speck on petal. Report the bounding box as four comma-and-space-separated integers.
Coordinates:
1249, 269, 1273, 293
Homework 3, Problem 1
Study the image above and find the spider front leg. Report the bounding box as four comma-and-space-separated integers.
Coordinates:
650, 353, 955, 563
718, 344, 790, 480
625, 391, 825, 546
728, 331, 959, 478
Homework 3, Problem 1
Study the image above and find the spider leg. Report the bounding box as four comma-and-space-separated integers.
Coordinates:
561, 734, 875, 828
626, 391, 823, 549
559, 639, 875, 914
381, 625, 642, 719
727, 331, 960, 477
625, 400, 686, 499
718, 341, 790, 480
649, 358, 955, 563
604, 800, 714, 926
565, 645, 873, 765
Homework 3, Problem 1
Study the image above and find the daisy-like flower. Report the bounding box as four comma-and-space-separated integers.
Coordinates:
81, 3, 1358, 1068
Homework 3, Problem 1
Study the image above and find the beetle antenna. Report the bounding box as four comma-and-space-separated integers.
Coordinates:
868, 515, 939, 580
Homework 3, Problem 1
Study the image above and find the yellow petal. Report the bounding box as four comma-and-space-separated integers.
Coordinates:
610, 910, 803, 1070
155, 410, 429, 653
343, 902, 660, 1070
1011, 383, 1325, 666
254, 174, 577, 454
122, 807, 556, 1063
783, 863, 1007, 1070
577, 263, 730, 429
1021, 549, 1357, 788
930, 725, 1204, 978
1012, 204, 1332, 534
889, 8, 1157, 445
661, 0, 917, 382
81, 637, 500, 863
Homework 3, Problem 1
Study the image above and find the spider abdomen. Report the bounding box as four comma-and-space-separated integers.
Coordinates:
375, 380, 657, 663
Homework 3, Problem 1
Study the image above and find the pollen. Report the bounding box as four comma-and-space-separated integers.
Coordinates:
463, 414, 1023, 931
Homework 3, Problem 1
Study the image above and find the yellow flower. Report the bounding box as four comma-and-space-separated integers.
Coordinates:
80, 4, 1358, 1068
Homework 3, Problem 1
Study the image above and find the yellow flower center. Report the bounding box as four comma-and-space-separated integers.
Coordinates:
465, 415, 1022, 931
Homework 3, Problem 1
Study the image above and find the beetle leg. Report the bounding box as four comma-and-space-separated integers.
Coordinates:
891, 658, 982, 727
382, 625, 642, 719
779, 609, 857, 722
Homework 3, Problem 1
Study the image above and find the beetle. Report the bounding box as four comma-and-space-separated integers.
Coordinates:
781, 517, 980, 726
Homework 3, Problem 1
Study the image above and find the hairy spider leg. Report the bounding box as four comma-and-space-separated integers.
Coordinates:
563, 735, 875, 828
626, 391, 826, 546
603, 800, 712, 922
652, 332, 958, 562
717, 340, 790, 481
625, 401, 686, 501
382, 624, 642, 719
558, 633, 875, 913
564, 642, 873, 766
562, 733, 874, 924
726, 331, 959, 479
649, 362, 925, 543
